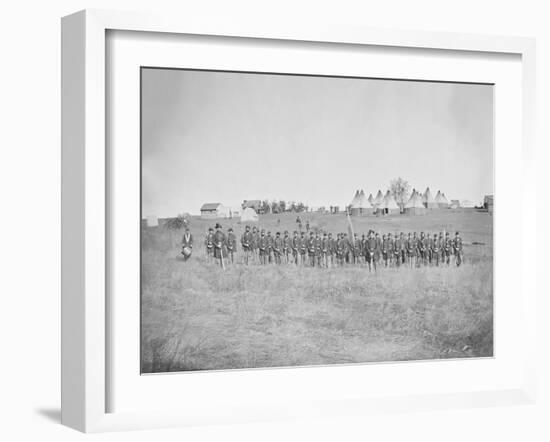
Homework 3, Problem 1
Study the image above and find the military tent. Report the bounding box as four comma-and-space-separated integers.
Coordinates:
434, 190, 450, 208
349, 190, 360, 207
367, 193, 374, 205
350, 190, 373, 216
373, 190, 384, 208
423, 187, 438, 209
240, 207, 259, 222
405, 190, 426, 215
381, 190, 400, 215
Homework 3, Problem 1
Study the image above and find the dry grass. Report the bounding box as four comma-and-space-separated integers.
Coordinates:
141, 210, 493, 373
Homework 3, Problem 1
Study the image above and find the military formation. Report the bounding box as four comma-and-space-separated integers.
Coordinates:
184, 223, 464, 270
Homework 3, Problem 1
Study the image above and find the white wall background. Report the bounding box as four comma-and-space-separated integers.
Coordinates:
0, 1, 547, 441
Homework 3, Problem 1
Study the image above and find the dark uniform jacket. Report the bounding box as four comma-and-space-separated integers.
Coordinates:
227, 233, 237, 252
283, 236, 292, 252
241, 231, 253, 250
205, 233, 215, 252
213, 231, 227, 258
258, 236, 268, 254
273, 237, 283, 255
307, 237, 316, 255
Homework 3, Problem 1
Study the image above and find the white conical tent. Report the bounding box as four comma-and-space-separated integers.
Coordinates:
382, 191, 400, 214
241, 207, 259, 222
350, 190, 360, 207
350, 190, 373, 216
405, 190, 426, 214
373, 190, 384, 207
435, 190, 449, 208
367, 193, 374, 204
423, 187, 438, 209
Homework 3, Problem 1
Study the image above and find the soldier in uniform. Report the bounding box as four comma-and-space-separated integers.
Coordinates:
205, 227, 215, 264
226, 227, 237, 264
431, 232, 441, 266
181, 227, 193, 262
299, 231, 307, 265
306, 232, 316, 266
426, 233, 434, 264
321, 232, 330, 268
240, 225, 253, 265
443, 232, 453, 265
273, 232, 283, 265
291, 231, 300, 265
314, 232, 323, 267
283, 230, 292, 264
366, 231, 377, 272
406, 232, 415, 267
266, 231, 274, 264
336, 233, 345, 267
374, 232, 382, 266
382, 234, 390, 267
212, 223, 227, 267
393, 233, 402, 267
251, 226, 260, 264
418, 232, 428, 265
258, 230, 269, 265
453, 231, 463, 266
327, 232, 335, 267
399, 232, 406, 265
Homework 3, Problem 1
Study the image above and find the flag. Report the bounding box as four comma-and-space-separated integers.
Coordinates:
346, 213, 355, 240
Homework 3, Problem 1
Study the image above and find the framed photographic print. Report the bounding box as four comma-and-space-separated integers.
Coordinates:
61, 9, 537, 432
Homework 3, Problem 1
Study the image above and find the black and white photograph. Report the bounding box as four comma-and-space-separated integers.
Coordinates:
140, 67, 494, 374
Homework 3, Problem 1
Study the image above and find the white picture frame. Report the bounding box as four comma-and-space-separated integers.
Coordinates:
61, 9, 537, 433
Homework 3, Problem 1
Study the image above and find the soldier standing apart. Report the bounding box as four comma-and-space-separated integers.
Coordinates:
258, 230, 268, 265
226, 227, 237, 264
213, 223, 227, 268
453, 231, 463, 266
181, 227, 193, 262
205, 227, 215, 264
283, 231, 292, 264
299, 231, 307, 265
336, 233, 345, 267
266, 231, 274, 264
240, 225, 253, 265
291, 231, 300, 265
273, 232, 283, 265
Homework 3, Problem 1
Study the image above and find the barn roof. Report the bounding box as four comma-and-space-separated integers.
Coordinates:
242, 200, 261, 208
200, 203, 222, 211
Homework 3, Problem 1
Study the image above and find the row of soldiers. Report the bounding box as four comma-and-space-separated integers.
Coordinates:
195, 224, 464, 270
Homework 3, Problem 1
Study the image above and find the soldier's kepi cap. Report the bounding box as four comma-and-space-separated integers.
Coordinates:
228, 228, 233, 232
215, 223, 222, 229
276, 232, 280, 236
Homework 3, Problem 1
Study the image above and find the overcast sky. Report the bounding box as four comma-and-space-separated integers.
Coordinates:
141, 68, 493, 217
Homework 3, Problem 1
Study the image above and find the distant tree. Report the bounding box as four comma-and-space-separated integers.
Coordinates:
271, 200, 280, 214
278, 200, 286, 212
261, 199, 270, 214
390, 177, 411, 212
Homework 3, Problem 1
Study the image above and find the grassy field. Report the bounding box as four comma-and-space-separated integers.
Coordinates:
141, 210, 493, 373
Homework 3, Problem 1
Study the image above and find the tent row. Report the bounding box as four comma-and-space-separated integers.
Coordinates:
348, 187, 452, 216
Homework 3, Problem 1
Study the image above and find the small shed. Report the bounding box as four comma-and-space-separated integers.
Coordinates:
200, 203, 223, 219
